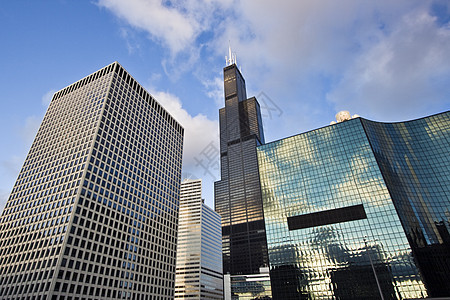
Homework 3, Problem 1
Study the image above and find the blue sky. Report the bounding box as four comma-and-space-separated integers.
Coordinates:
1, 0, 449, 211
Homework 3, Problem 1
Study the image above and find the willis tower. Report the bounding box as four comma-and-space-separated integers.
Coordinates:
214, 49, 271, 298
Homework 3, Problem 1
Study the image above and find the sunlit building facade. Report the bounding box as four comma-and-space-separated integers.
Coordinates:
0, 62, 184, 299
214, 60, 271, 299
175, 179, 223, 299
257, 112, 450, 299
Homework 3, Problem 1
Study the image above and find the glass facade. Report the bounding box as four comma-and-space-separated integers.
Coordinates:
362, 113, 450, 297
175, 179, 223, 299
228, 272, 272, 300
0, 62, 184, 299
214, 64, 271, 298
256, 114, 450, 299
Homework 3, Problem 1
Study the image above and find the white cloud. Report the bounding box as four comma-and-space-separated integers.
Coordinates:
327, 9, 450, 120
1, 155, 23, 179
119, 27, 142, 54
96, 0, 235, 79
201, 75, 223, 108
19, 116, 40, 146
97, 0, 231, 56
23, 90, 53, 144
41, 89, 56, 107
150, 90, 219, 171
150, 89, 219, 206
214, 1, 425, 83
97, 0, 197, 55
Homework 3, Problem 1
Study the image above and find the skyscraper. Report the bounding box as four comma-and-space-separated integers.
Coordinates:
175, 179, 223, 299
214, 55, 271, 298
0, 62, 184, 300
257, 111, 450, 299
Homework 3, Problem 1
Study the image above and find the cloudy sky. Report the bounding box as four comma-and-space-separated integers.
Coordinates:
0, 0, 449, 210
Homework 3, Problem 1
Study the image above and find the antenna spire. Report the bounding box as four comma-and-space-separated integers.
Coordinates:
225, 42, 237, 66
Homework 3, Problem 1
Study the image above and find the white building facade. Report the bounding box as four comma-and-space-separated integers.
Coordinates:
0, 62, 184, 300
175, 179, 223, 299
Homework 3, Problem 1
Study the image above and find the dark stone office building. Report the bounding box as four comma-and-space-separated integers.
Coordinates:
214, 60, 271, 298
257, 112, 450, 299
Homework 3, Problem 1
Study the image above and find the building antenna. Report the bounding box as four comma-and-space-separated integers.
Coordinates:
225, 41, 237, 66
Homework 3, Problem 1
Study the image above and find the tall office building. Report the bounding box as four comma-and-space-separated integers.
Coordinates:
175, 179, 223, 299
0, 62, 184, 300
257, 111, 450, 299
214, 54, 271, 298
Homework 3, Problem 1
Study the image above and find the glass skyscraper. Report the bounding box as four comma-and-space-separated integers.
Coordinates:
362, 113, 450, 297
257, 111, 449, 299
0, 62, 184, 299
175, 179, 223, 299
214, 62, 271, 299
